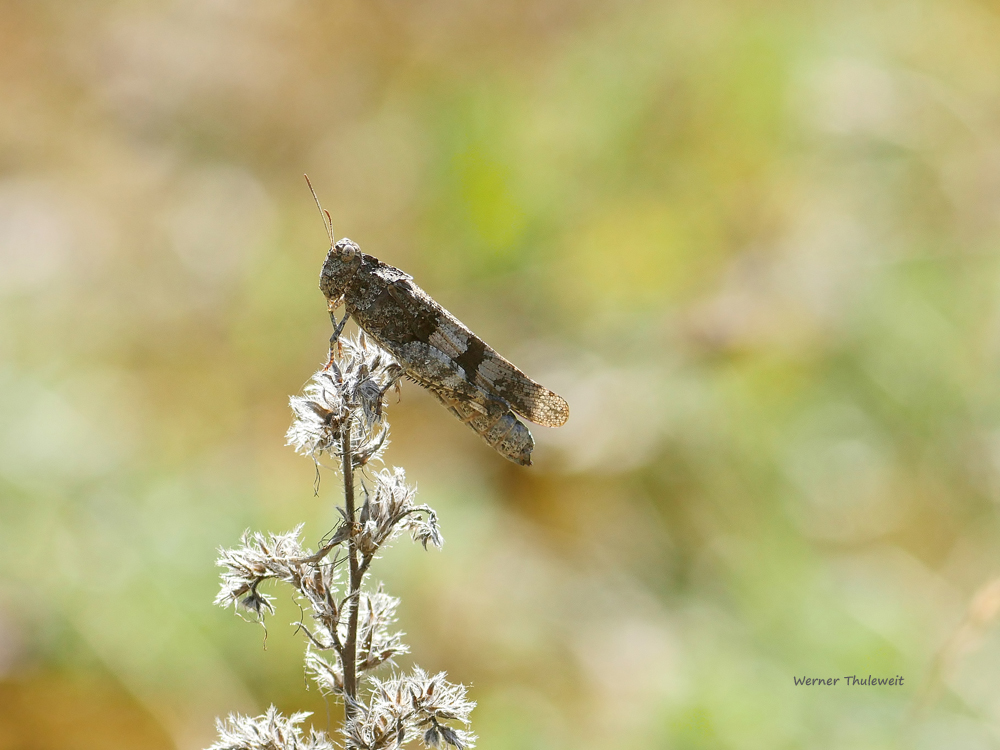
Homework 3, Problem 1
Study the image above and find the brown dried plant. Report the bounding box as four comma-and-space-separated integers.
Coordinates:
208, 334, 474, 750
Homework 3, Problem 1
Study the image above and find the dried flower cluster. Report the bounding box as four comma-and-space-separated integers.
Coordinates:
344, 669, 476, 750
209, 707, 334, 750
286, 333, 403, 468
209, 335, 475, 750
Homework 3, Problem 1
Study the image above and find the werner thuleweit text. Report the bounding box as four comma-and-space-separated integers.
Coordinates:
793, 675, 904, 686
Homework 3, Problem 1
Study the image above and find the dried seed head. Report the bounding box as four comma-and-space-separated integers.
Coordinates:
286, 370, 345, 457
286, 335, 402, 465
355, 467, 443, 556
208, 706, 334, 750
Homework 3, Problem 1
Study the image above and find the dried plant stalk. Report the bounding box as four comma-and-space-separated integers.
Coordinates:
210, 335, 475, 750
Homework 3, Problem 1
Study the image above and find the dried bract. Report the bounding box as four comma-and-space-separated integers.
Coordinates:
305, 646, 345, 695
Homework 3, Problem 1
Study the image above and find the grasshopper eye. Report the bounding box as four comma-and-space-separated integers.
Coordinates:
335, 239, 359, 260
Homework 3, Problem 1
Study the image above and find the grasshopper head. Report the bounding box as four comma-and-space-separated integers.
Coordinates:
319, 238, 362, 300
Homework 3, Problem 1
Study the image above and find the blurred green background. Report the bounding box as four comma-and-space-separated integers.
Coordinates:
3, 0, 1000, 747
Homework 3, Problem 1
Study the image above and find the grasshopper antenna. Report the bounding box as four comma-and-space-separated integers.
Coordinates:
304, 174, 335, 245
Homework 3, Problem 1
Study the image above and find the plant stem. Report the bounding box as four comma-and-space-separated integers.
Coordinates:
341, 420, 361, 722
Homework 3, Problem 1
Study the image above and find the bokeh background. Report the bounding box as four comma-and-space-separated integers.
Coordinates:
4, 0, 1000, 747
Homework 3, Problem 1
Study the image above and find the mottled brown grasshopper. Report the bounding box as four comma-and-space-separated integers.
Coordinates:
307, 178, 568, 465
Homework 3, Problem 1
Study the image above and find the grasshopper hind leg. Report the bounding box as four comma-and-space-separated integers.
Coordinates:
432, 391, 533, 466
